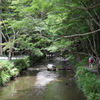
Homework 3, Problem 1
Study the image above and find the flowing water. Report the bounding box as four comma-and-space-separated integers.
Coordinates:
0, 58, 86, 100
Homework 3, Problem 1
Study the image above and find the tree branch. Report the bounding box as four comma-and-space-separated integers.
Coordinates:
0, 29, 7, 42
54, 3, 100, 10
55, 29, 100, 41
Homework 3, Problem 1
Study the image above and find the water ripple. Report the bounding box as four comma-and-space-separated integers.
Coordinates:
35, 70, 58, 87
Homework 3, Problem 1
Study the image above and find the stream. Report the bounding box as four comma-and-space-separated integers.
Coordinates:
0, 58, 86, 100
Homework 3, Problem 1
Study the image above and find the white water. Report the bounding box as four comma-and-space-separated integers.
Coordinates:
35, 70, 58, 88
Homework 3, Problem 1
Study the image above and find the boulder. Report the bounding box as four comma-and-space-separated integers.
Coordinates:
47, 64, 56, 71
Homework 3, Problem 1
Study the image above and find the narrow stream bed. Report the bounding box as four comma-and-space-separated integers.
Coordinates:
0, 58, 86, 100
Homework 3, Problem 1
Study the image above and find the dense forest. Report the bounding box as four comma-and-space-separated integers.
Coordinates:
0, 0, 100, 69
0, 0, 100, 57
0, 0, 100, 100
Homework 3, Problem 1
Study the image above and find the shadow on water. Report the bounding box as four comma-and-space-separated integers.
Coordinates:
0, 58, 86, 100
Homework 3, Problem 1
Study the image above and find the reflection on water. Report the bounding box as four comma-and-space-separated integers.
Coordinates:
44, 70, 85, 100
34, 70, 58, 96
0, 75, 36, 100
35, 70, 58, 87
0, 58, 86, 100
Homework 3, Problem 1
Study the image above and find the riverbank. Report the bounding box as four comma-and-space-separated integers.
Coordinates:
0, 56, 30, 86
0, 57, 86, 100
74, 57, 100, 100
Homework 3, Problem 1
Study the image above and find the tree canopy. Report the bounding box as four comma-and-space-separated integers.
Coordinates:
0, 0, 100, 59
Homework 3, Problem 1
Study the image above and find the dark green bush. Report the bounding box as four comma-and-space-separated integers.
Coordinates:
29, 54, 45, 66
13, 56, 30, 71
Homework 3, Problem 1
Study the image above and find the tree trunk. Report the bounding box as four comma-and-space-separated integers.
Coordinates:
8, 48, 13, 60
0, 0, 2, 56
0, 30, 2, 56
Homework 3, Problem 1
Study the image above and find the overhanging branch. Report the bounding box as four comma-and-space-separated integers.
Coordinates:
55, 29, 100, 41
54, 3, 100, 10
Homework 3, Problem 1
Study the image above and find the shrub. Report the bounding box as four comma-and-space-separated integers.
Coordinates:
0, 70, 10, 85
29, 54, 44, 66
13, 56, 30, 71
0, 60, 19, 85
76, 67, 100, 100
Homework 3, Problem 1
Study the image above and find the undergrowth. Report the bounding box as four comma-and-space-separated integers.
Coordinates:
0, 56, 30, 86
75, 57, 100, 100
13, 56, 30, 71
0, 60, 19, 85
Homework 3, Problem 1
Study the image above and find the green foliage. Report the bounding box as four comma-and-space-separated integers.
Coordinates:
0, 60, 19, 85
65, 54, 75, 60
46, 39, 73, 52
0, 60, 14, 70
75, 57, 88, 68
29, 52, 45, 66
88, 92, 100, 100
9, 68, 18, 77
0, 70, 10, 85
76, 67, 100, 100
2, 42, 14, 52
32, 48, 43, 57
1, 0, 100, 56
1, 0, 99, 60
46, 45, 58, 52
13, 56, 30, 71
